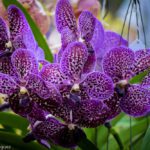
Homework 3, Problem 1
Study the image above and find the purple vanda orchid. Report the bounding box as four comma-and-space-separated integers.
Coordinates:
0, 48, 62, 117
29, 116, 86, 149
55, 0, 128, 73
103, 47, 150, 117
0, 5, 45, 75
40, 41, 116, 128
55, 0, 98, 74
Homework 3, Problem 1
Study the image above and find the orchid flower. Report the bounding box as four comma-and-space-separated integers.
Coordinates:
103, 47, 150, 117
0, 5, 45, 75
0, 48, 61, 117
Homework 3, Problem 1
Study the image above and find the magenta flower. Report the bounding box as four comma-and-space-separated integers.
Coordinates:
40, 41, 115, 128
0, 5, 45, 75
103, 47, 150, 117
29, 116, 86, 148
0, 48, 61, 117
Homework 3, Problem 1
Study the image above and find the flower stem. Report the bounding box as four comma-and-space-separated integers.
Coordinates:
129, 117, 132, 150
105, 123, 124, 150
94, 127, 98, 147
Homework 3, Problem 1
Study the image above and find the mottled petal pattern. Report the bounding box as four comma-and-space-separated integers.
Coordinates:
60, 42, 88, 81
40, 63, 68, 85
27, 103, 46, 125
61, 27, 78, 49
75, 100, 104, 127
8, 5, 36, 50
120, 85, 150, 117
135, 49, 150, 61
132, 49, 150, 75
32, 117, 85, 148
0, 73, 19, 95
12, 35, 26, 49
0, 56, 16, 76
78, 11, 96, 41
103, 47, 135, 82
103, 92, 121, 121
27, 74, 51, 99
0, 18, 9, 51
81, 72, 114, 100
55, 0, 77, 33
142, 73, 150, 87
9, 92, 33, 117
11, 49, 38, 79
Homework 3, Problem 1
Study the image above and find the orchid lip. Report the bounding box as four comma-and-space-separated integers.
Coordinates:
20, 86, 28, 94
115, 80, 129, 97
115, 79, 129, 87
5, 41, 12, 49
71, 83, 80, 92
68, 123, 76, 130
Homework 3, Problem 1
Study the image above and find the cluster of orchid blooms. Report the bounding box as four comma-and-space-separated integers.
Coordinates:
0, 0, 150, 149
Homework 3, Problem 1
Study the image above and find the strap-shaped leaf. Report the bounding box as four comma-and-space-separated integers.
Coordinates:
129, 69, 149, 84
0, 131, 48, 150
0, 112, 29, 133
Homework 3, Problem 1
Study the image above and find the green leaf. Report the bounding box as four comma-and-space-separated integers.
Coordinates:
102, 118, 148, 150
129, 70, 149, 84
141, 126, 150, 150
0, 112, 29, 134
0, 131, 48, 150
111, 113, 125, 126
78, 137, 99, 150
2, 0, 53, 62
83, 128, 96, 144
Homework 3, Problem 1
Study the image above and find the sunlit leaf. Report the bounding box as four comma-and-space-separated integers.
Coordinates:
0, 112, 29, 135
141, 126, 150, 150
0, 131, 48, 150
129, 70, 149, 84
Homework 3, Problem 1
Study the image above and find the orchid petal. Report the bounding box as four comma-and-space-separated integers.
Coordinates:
27, 74, 51, 99
75, 100, 104, 127
11, 49, 38, 80
103, 47, 135, 82
90, 20, 104, 55
78, 11, 96, 41
0, 73, 19, 95
61, 27, 78, 49
120, 85, 150, 117
100, 31, 128, 57
60, 42, 88, 81
35, 47, 45, 60
32, 117, 85, 148
9, 92, 33, 117
132, 49, 150, 75
8, 5, 36, 50
0, 18, 9, 51
103, 92, 121, 121
80, 72, 114, 100
40, 63, 68, 85
55, 0, 77, 34
0, 56, 16, 76
27, 75, 62, 112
